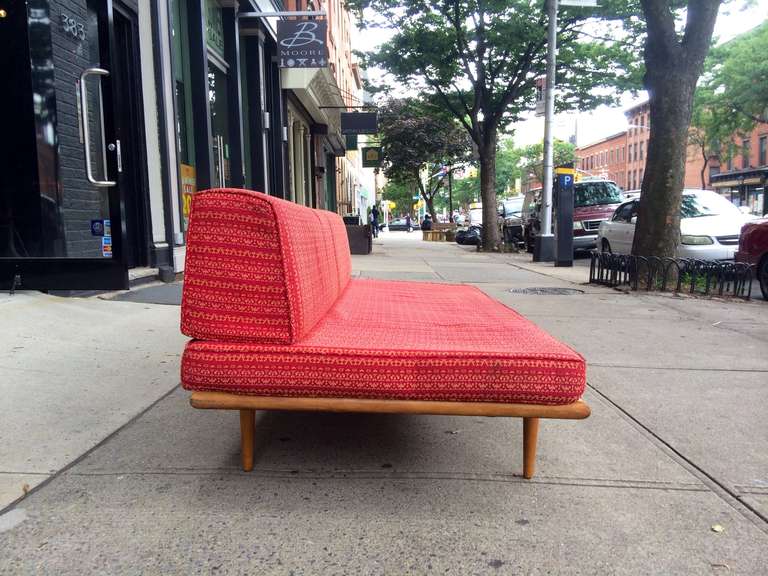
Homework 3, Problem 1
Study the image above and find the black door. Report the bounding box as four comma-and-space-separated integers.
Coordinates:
113, 6, 149, 269
0, 0, 129, 290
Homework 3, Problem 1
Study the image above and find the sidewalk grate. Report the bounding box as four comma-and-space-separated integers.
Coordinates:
508, 287, 584, 295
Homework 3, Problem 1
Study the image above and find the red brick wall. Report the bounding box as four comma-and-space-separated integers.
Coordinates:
576, 132, 628, 188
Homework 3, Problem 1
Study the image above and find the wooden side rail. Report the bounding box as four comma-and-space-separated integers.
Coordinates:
190, 391, 590, 479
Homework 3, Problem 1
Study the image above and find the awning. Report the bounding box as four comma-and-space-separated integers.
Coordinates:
711, 177, 764, 187
710, 167, 767, 188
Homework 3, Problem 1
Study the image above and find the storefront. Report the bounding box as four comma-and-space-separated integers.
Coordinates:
1, 0, 362, 291
1, 0, 170, 290
711, 168, 767, 216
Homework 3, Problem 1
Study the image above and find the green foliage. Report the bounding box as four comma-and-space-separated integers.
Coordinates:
378, 98, 471, 217
382, 180, 418, 216
692, 21, 768, 155
351, 0, 643, 134
348, 0, 643, 249
515, 140, 577, 184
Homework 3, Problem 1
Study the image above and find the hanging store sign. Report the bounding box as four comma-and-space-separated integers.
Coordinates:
277, 20, 328, 68
361, 147, 382, 168
341, 112, 378, 135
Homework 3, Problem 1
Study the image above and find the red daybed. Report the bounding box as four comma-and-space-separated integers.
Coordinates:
181, 189, 590, 478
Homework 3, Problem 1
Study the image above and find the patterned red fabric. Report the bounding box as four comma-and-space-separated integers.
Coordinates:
182, 279, 586, 405
181, 189, 350, 344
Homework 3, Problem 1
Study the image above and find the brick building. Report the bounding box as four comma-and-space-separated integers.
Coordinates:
575, 132, 627, 188
709, 123, 768, 215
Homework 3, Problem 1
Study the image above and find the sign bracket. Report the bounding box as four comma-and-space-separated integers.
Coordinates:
237, 11, 327, 19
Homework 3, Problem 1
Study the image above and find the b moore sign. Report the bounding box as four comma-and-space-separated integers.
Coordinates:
277, 20, 328, 69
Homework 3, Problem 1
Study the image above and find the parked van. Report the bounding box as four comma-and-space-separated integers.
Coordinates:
523, 180, 624, 252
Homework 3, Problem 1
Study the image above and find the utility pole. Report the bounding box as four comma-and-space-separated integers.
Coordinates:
534, 0, 557, 262
448, 165, 453, 219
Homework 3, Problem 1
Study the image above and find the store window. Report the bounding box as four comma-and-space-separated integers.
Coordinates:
171, 0, 197, 230
742, 139, 750, 169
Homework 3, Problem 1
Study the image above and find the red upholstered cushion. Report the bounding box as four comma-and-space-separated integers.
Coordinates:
182, 279, 586, 405
181, 189, 351, 344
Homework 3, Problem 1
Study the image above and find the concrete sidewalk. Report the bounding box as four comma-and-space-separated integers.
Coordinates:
1, 231, 767, 574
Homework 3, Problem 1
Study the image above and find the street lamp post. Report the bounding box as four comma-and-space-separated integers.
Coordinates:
533, 0, 558, 262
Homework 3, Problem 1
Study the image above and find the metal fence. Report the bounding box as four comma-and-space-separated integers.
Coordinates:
588, 251, 756, 300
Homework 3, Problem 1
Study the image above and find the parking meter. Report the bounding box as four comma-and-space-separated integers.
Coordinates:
554, 165, 575, 267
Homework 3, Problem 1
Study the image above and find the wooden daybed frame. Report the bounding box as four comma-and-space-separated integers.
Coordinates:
191, 392, 591, 479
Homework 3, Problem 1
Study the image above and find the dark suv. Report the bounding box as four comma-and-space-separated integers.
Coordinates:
498, 197, 525, 245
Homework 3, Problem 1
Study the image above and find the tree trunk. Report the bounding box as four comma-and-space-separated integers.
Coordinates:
700, 155, 708, 190
425, 195, 437, 221
478, 131, 500, 250
632, 81, 694, 258
632, 0, 722, 260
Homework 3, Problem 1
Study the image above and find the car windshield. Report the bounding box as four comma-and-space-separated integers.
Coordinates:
574, 182, 623, 207
680, 192, 742, 218
504, 198, 523, 215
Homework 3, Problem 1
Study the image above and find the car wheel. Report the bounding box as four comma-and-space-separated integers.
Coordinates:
601, 238, 612, 254
759, 255, 768, 301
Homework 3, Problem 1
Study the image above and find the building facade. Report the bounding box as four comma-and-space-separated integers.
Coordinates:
709, 123, 768, 215
574, 101, 766, 216
575, 131, 627, 188
1, 0, 367, 292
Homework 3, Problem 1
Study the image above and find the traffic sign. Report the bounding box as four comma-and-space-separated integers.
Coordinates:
560, 0, 598, 6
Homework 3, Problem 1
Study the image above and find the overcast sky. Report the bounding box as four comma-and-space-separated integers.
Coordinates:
351, 3, 768, 148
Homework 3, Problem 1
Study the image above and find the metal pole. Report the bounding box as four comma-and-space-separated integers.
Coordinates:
448, 166, 453, 219
533, 0, 557, 262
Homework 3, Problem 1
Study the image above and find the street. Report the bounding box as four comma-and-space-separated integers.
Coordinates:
2, 232, 767, 574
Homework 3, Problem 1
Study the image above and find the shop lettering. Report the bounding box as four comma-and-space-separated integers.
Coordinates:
60, 14, 86, 42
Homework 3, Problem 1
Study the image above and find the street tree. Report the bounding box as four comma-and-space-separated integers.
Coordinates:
382, 180, 418, 216
517, 140, 577, 184
631, 0, 723, 258
689, 21, 768, 187
688, 96, 737, 189
698, 21, 768, 129
378, 98, 471, 220
352, 0, 635, 250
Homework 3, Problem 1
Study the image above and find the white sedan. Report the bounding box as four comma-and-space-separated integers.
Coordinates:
597, 189, 754, 261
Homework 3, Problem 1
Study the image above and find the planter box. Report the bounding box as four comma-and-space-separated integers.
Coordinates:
346, 225, 372, 254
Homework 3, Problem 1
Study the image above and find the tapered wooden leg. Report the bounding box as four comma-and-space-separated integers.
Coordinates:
239, 409, 255, 472
523, 417, 540, 479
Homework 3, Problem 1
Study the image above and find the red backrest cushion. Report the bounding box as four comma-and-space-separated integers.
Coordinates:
181, 188, 351, 344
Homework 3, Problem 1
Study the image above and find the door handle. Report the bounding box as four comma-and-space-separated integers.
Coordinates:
79, 67, 116, 187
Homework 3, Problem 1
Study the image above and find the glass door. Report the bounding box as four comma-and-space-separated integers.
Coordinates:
0, 0, 128, 290
208, 64, 231, 188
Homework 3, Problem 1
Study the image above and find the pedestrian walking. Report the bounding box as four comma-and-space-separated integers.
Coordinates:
371, 205, 379, 238
405, 213, 412, 232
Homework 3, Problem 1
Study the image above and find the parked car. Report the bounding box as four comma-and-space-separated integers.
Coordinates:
524, 179, 624, 252
597, 189, 756, 261
498, 197, 525, 245
735, 218, 768, 300
385, 217, 420, 231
